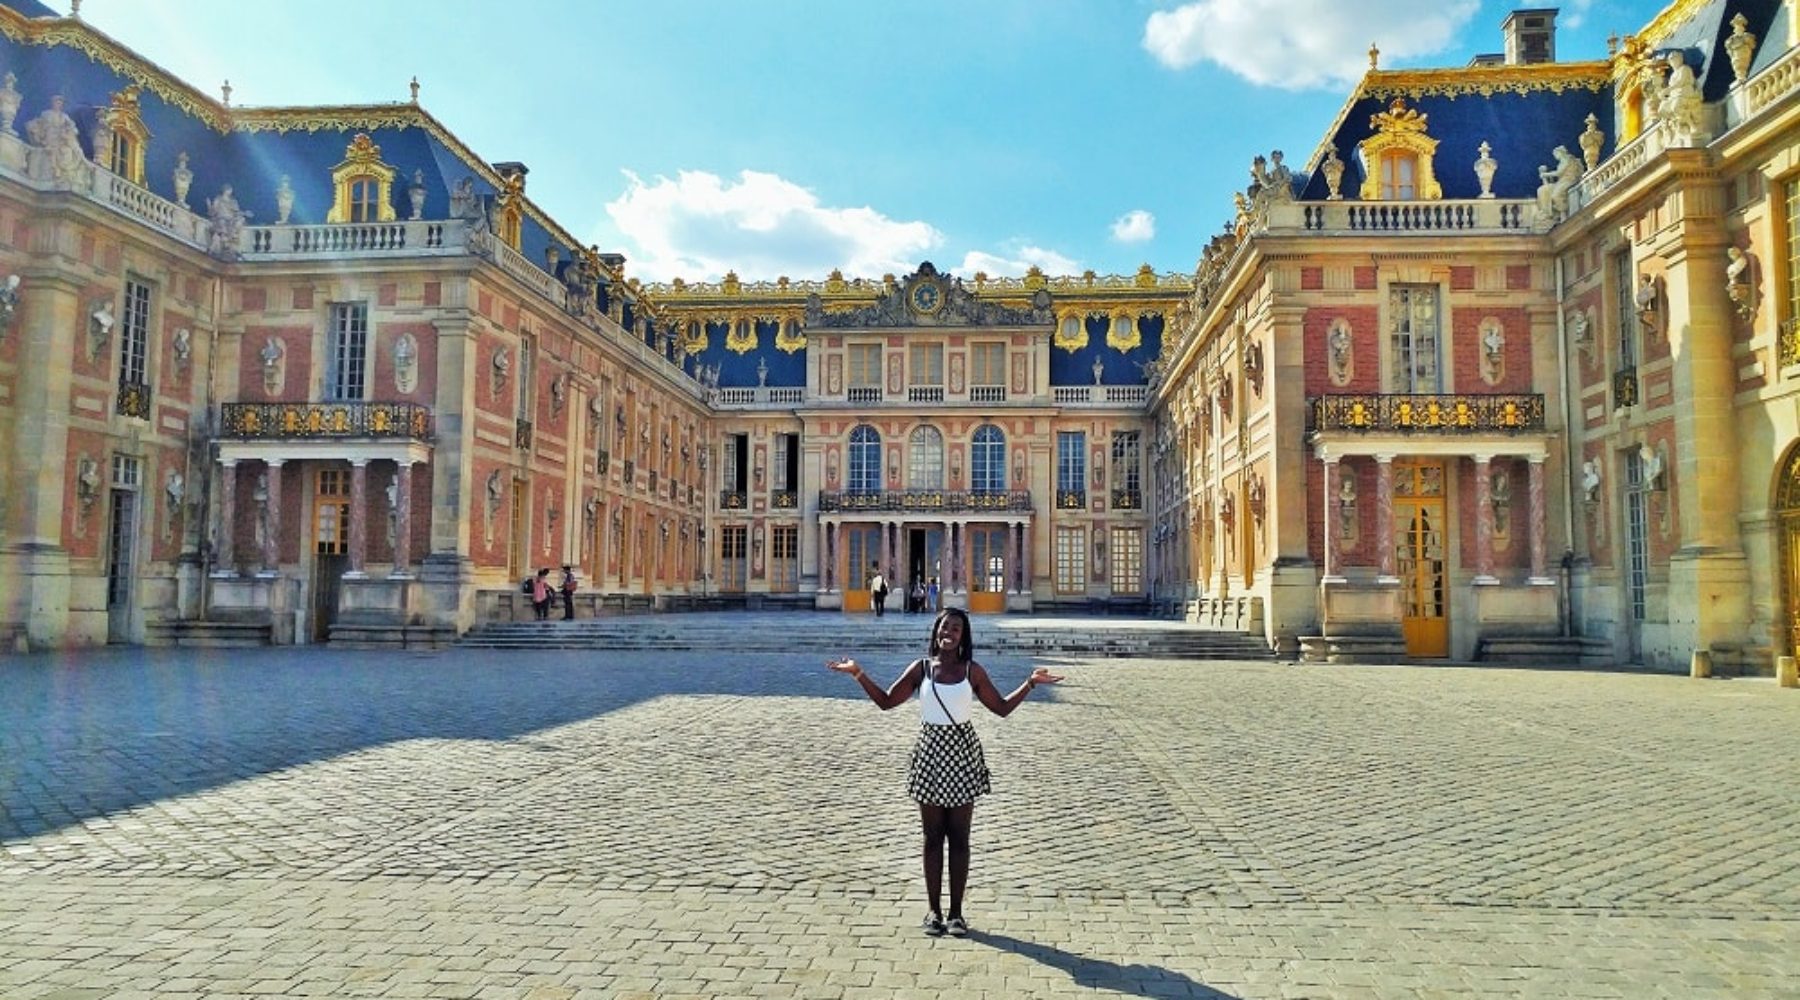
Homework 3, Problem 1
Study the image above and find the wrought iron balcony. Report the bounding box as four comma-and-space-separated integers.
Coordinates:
514, 418, 533, 450
1056, 488, 1087, 510
1612, 369, 1638, 409
1111, 488, 1142, 510
1782, 319, 1800, 368
219, 401, 433, 440
115, 379, 151, 419
1308, 393, 1545, 434
623, 459, 635, 483
721, 489, 748, 510
597, 449, 610, 475
772, 489, 798, 510
817, 489, 1032, 514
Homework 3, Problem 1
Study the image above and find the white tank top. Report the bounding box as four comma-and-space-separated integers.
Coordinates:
919, 661, 973, 725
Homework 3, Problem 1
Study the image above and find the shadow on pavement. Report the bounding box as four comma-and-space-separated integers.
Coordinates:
970, 929, 1242, 999
0, 643, 1052, 841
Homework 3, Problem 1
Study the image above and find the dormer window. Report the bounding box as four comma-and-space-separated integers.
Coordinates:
100, 86, 149, 186
495, 172, 525, 250
326, 134, 396, 224
1358, 98, 1442, 202
1379, 151, 1418, 200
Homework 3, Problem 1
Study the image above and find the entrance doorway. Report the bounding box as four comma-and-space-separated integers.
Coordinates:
907, 526, 943, 607
312, 468, 350, 642
1394, 459, 1448, 657
1777, 444, 1800, 656
105, 485, 138, 644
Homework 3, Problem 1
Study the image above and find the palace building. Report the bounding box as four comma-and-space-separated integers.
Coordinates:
1, 0, 1798, 673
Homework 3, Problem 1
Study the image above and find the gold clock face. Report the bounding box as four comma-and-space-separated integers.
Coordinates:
909, 281, 942, 315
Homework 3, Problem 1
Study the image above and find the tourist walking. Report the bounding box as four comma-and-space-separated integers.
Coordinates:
827, 608, 1062, 937
869, 562, 889, 617
926, 577, 939, 613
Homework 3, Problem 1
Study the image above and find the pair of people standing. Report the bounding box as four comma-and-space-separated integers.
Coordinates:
829, 608, 1062, 937
526, 566, 579, 620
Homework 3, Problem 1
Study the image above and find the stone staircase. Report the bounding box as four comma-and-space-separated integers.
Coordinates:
458, 611, 1276, 661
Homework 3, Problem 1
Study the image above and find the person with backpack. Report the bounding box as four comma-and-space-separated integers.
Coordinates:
530, 567, 552, 621
869, 561, 889, 617
559, 565, 579, 620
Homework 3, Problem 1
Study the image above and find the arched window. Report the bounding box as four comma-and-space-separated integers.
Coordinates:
908, 425, 943, 489
848, 424, 882, 494
327, 134, 396, 224
970, 424, 1005, 494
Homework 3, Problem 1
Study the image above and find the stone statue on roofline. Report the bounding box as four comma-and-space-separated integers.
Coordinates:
1534, 146, 1582, 223
206, 185, 249, 259
1657, 50, 1707, 147
25, 95, 84, 186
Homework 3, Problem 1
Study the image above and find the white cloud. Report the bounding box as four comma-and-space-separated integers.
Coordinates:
1560, 0, 1594, 31
1111, 209, 1156, 243
1143, 0, 1481, 90
603, 169, 942, 282
957, 245, 1082, 279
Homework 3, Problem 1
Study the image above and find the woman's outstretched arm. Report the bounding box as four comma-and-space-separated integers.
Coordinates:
969, 663, 1063, 718
827, 657, 924, 710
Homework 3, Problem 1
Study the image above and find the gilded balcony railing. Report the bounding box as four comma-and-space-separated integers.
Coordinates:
219, 401, 433, 440
772, 489, 798, 509
817, 489, 1032, 514
1111, 488, 1142, 510
115, 379, 151, 419
1056, 488, 1086, 509
1308, 393, 1545, 434
721, 489, 748, 510
1779, 318, 1800, 369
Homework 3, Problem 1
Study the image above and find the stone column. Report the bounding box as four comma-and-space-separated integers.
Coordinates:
1472, 455, 1496, 584
1527, 456, 1549, 583
1006, 520, 1019, 592
347, 459, 369, 578
215, 459, 239, 575
1321, 455, 1341, 581
260, 459, 284, 576
1375, 455, 1396, 580
392, 460, 414, 578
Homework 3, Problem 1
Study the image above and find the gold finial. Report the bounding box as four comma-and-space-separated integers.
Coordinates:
221, 79, 232, 106
409, 76, 420, 104
1368, 42, 1380, 70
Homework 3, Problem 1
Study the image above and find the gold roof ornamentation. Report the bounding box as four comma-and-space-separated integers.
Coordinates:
1358, 97, 1444, 201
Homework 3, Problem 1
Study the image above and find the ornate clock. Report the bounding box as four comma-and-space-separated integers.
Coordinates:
908, 280, 943, 316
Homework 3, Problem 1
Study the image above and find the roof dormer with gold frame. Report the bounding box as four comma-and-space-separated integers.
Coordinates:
325, 133, 396, 223
494, 171, 525, 251
98, 85, 151, 186
1357, 97, 1443, 201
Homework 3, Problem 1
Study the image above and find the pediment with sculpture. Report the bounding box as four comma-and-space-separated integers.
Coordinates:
802, 261, 1055, 329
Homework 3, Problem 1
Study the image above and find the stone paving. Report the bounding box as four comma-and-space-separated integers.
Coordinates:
2, 621, 1798, 998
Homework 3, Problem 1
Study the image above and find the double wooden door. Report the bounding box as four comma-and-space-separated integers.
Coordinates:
1394, 460, 1448, 657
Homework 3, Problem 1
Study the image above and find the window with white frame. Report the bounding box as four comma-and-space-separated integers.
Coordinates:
908, 425, 943, 489
119, 278, 151, 390
1057, 431, 1086, 500
970, 424, 1005, 494
1387, 285, 1440, 393
1055, 526, 1086, 594
327, 302, 368, 401
909, 342, 943, 386
848, 344, 882, 387
848, 424, 882, 493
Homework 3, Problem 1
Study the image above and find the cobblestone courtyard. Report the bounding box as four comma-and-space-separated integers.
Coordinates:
3, 630, 1798, 998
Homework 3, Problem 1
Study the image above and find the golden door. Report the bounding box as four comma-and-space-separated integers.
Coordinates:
1394, 460, 1448, 657
1783, 516, 1800, 656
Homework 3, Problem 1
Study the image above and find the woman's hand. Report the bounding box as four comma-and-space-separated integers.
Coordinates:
1028, 667, 1064, 686
826, 658, 863, 678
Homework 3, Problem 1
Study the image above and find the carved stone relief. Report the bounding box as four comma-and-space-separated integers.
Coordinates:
393, 332, 418, 394
1327, 318, 1353, 386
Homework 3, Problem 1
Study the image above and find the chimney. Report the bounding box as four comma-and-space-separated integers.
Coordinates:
1502, 8, 1558, 65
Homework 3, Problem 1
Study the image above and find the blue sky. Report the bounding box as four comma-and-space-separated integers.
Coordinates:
70, 0, 1666, 282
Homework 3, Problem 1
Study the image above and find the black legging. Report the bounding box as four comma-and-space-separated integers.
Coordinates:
919, 802, 974, 919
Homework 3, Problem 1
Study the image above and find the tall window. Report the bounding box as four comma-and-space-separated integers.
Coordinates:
1055, 526, 1086, 594
770, 524, 799, 592
848, 424, 882, 493
908, 425, 943, 489
1057, 431, 1086, 503
1110, 527, 1143, 595
1379, 152, 1417, 200
1388, 285, 1440, 393
515, 338, 535, 421
119, 279, 151, 389
327, 303, 368, 400
971, 342, 1006, 388
1613, 251, 1638, 370
1110, 430, 1141, 508
720, 525, 747, 592
909, 342, 943, 386
849, 344, 882, 387
970, 424, 1006, 494
1783, 179, 1798, 336
107, 132, 140, 184
1625, 450, 1649, 622
350, 178, 380, 223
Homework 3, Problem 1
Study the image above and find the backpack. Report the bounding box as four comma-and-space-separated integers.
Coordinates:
521, 577, 533, 595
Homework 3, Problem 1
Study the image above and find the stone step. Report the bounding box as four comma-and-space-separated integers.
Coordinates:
144, 619, 273, 648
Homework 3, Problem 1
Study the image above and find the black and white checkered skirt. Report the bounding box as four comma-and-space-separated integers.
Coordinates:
907, 721, 991, 806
